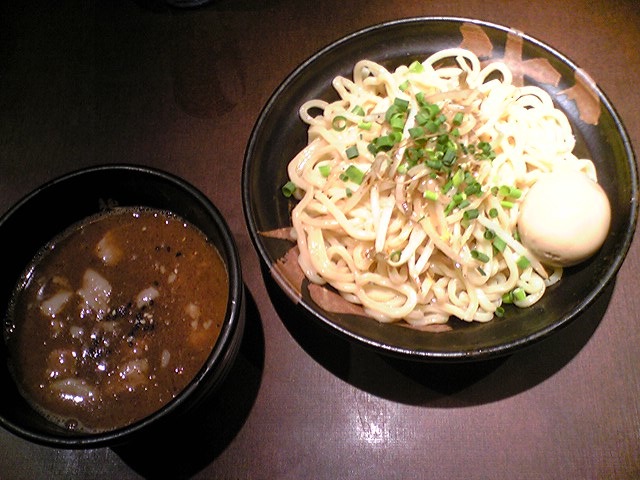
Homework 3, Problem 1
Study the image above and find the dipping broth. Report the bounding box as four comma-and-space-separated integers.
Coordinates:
3, 207, 229, 433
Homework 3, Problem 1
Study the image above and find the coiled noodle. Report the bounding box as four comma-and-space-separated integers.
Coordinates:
284, 48, 596, 327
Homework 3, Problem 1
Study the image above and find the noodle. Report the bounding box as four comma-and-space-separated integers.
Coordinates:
283, 48, 594, 326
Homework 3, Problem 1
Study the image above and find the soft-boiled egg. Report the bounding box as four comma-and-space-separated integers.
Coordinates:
517, 169, 611, 267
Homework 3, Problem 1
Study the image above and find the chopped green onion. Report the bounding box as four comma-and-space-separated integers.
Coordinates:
452, 169, 465, 187
399, 80, 410, 91
465, 182, 482, 196
478, 141, 492, 153
368, 134, 396, 154
509, 187, 522, 199
425, 120, 440, 133
444, 200, 456, 215
442, 179, 454, 194
345, 145, 359, 159
389, 250, 402, 262
344, 165, 365, 184
498, 185, 512, 196
484, 229, 495, 240
405, 147, 422, 163
358, 121, 372, 130
332, 115, 348, 131
346, 187, 353, 197
512, 287, 526, 302
492, 236, 507, 252
425, 103, 440, 117
424, 190, 438, 201
471, 250, 490, 263
452, 112, 464, 126
489, 208, 499, 218
389, 113, 406, 130
476, 141, 496, 160
516, 256, 531, 269
426, 158, 443, 171
394, 97, 410, 111
502, 291, 513, 304
409, 126, 425, 139
281, 181, 296, 198
463, 208, 479, 221
500, 200, 514, 209
319, 164, 331, 177
452, 192, 466, 205
495, 306, 505, 317
351, 105, 365, 116
415, 111, 430, 126
497, 185, 522, 199
442, 147, 457, 166
409, 60, 424, 73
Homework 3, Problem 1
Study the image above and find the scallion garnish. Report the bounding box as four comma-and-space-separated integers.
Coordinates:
344, 165, 365, 184
471, 250, 490, 263
332, 115, 348, 131
409, 60, 424, 73
393, 97, 410, 111
512, 287, 526, 302
389, 113, 406, 130
492, 236, 507, 252
423, 190, 438, 201
516, 256, 531, 269
409, 126, 425, 139
351, 105, 365, 116
281, 181, 296, 198
452, 169, 465, 187
463, 208, 479, 221
319, 164, 331, 177
345, 145, 359, 159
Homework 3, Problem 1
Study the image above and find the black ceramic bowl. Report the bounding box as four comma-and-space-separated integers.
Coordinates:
0, 164, 245, 448
242, 17, 638, 362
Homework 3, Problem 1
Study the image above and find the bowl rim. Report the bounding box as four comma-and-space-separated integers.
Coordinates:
242, 16, 639, 361
0, 163, 245, 447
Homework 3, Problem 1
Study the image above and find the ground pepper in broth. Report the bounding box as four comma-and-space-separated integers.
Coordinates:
3, 207, 228, 433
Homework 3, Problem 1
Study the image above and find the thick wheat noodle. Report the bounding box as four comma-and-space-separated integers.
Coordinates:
286, 48, 597, 326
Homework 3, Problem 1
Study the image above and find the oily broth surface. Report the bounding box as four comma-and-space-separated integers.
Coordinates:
4, 207, 229, 433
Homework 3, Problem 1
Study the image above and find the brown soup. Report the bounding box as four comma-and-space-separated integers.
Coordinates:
3, 207, 228, 433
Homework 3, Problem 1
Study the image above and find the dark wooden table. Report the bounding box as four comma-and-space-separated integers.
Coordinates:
1, 1, 639, 478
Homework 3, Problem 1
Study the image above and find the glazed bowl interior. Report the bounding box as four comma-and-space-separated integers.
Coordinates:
243, 17, 638, 362
0, 164, 244, 448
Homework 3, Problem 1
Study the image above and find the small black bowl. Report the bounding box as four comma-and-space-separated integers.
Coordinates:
0, 164, 245, 448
